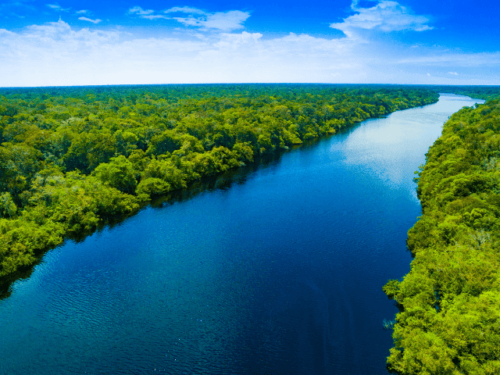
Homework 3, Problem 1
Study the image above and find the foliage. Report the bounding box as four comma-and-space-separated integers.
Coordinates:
0, 84, 438, 282
384, 97, 500, 374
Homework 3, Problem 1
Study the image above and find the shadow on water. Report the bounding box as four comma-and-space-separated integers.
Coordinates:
148, 132, 349, 209
150, 151, 287, 209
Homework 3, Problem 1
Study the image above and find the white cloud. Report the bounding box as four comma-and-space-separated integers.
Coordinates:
78, 17, 101, 24
449, 71, 458, 75
46, 4, 70, 12
141, 15, 169, 20
127, 5, 250, 31
76, 10, 90, 15
128, 6, 154, 16
173, 10, 250, 31
331, 0, 432, 37
164, 6, 207, 15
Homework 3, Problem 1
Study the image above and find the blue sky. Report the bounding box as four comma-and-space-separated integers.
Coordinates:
1, 0, 499, 86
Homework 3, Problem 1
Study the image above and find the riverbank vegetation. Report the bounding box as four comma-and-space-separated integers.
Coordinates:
384, 95, 500, 374
0, 84, 438, 286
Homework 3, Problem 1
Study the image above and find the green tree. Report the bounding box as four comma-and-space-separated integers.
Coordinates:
0, 192, 17, 218
93, 155, 138, 194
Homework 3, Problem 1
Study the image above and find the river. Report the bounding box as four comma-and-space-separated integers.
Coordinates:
0, 94, 483, 374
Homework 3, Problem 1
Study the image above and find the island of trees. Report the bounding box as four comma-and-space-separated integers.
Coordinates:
0, 84, 438, 289
384, 89, 500, 374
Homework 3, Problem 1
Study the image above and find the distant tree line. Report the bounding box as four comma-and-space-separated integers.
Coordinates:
431, 86, 500, 101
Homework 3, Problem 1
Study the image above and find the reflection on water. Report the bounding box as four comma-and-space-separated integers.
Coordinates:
0, 94, 483, 375
341, 94, 482, 199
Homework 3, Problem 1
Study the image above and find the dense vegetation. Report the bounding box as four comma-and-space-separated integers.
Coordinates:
384, 96, 500, 374
0, 84, 438, 286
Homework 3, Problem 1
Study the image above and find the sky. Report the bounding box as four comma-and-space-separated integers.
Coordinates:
1, 0, 499, 87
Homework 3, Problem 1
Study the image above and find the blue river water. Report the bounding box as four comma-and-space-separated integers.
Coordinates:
0, 94, 483, 374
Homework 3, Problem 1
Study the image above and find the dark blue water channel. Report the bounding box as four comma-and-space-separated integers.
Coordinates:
0, 94, 484, 375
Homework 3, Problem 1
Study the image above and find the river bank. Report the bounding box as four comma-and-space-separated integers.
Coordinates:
384, 96, 499, 374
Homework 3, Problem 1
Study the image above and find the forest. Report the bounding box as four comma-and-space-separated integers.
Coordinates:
0, 84, 438, 287
384, 93, 500, 374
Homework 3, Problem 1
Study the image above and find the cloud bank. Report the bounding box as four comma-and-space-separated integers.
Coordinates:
331, 0, 432, 37
0, 20, 360, 86
0, 2, 498, 86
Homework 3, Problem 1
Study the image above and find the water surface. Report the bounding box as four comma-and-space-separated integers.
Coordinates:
0, 94, 483, 374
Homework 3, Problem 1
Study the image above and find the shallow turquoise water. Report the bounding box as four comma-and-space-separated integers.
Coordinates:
0, 94, 483, 374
